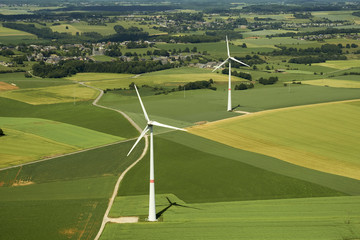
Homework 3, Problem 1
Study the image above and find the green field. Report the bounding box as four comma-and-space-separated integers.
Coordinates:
0, 84, 98, 105
67, 68, 242, 90
101, 195, 360, 240
0, 97, 138, 138
190, 100, 360, 180
0, 117, 124, 167
98, 83, 360, 130
314, 60, 360, 70
303, 79, 360, 88
0, 72, 73, 89
0, 139, 145, 240
0, 25, 37, 44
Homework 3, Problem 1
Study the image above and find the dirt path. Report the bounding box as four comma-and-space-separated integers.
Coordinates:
79, 82, 148, 240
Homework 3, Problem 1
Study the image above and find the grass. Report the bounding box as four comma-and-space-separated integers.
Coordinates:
0, 84, 98, 105
0, 138, 145, 240
118, 134, 346, 203
313, 60, 360, 70
0, 97, 138, 138
98, 83, 360, 130
0, 72, 73, 89
101, 195, 360, 240
302, 79, 360, 88
67, 68, 242, 90
189, 100, 360, 180
0, 117, 124, 167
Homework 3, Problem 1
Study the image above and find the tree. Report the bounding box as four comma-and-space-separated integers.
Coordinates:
129, 82, 135, 90
191, 47, 197, 53
242, 43, 247, 48
0, 128, 4, 136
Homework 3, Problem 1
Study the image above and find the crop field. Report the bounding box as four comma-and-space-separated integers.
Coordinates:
0, 97, 138, 138
1, 6, 359, 240
0, 72, 73, 89
50, 24, 82, 35
0, 84, 98, 105
101, 195, 360, 240
0, 25, 37, 43
72, 68, 240, 90
303, 79, 360, 88
99, 83, 360, 130
0, 138, 145, 240
0, 117, 124, 167
156, 42, 274, 57
189, 100, 360, 180
313, 59, 360, 70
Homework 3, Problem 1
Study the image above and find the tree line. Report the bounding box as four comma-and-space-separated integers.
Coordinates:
32, 59, 174, 78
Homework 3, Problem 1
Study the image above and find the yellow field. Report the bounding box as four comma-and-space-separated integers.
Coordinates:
0, 84, 98, 105
303, 79, 360, 88
314, 60, 360, 70
189, 100, 360, 180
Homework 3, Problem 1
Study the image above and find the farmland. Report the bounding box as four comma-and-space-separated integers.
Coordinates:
0, 1, 360, 240
189, 100, 360, 180
102, 194, 360, 240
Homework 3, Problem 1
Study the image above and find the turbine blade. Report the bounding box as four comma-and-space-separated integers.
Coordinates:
134, 85, 150, 122
127, 126, 149, 156
229, 57, 250, 67
226, 35, 230, 58
212, 58, 229, 72
151, 121, 187, 132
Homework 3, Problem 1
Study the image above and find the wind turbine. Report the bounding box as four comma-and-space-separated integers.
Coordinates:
213, 36, 250, 112
127, 85, 187, 222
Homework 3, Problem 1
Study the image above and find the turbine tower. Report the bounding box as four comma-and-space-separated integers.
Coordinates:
127, 85, 186, 222
213, 36, 250, 112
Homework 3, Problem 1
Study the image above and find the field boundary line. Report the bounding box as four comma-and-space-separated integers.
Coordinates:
79, 82, 149, 240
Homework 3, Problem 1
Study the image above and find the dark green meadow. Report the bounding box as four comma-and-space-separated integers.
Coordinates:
0, 72, 73, 89
118, 133, 355, 204
99, 83, 360, 128
0, 97, 138, 138
0, 139, 145, 240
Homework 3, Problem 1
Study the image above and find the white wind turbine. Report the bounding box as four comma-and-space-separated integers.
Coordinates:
213, 36, 250, 111
127, 85, 187, 222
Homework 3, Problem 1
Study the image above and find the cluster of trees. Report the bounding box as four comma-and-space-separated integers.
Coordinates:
288, 54, 346, 64
293, 12, 313, 19
2, 22, 102, 42
167, 12, 204, 22
32, 59, 174, 78
0, 49, 14, 56
179, 79, 216, 91
0, 128, 4, 137
235, 82, 254, 90
241, 4, 350, 14
258, 76, 278, 85
104, 25, 149, 42
229, 55, 264, 67
126, 41, 153, 49
270, 44, 343, 56
2, 23, 67, 40
53, 5, 176, 13
221, 69, 252, 80
155, 34, 222, 43
268, 28, 360, 38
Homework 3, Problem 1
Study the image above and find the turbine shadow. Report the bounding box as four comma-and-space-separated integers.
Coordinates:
156, 197, 201, 219
232, 104, 241, 111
